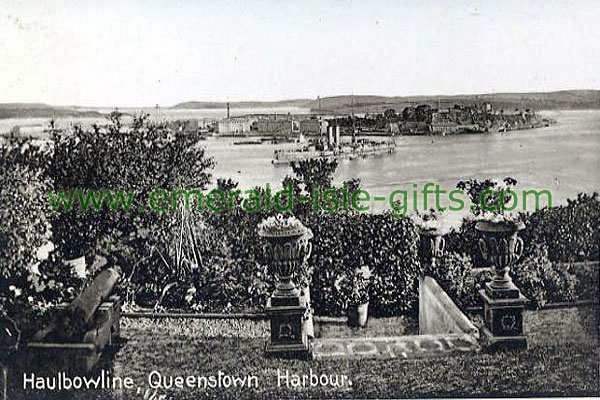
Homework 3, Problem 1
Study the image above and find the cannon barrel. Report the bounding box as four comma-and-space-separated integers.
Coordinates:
56, 267, 121, 340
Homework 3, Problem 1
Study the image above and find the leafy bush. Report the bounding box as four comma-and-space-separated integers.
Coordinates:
0, 140, 82, 336
445, 218, 488, 268
426, 251, 481, 309
512, 244, 579, 308
570, 262, 599, 302
309, 212, 420, 317
45, 113, 215, 309
456, 177, 518, 216
522, 193, 599, 262
334, 266, 372, 308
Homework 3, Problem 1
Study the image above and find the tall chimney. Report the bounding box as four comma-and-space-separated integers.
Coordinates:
226, 102, 230, 119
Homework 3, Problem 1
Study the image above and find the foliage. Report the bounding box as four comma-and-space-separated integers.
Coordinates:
456, 177, 518, 216
512, 244, 579, 308
309, 212, 421, 316
425, 251, 481, 309
44, 113, 215, 309
3, 127, 598, 320
46, 113, 214, 261
522, 192, 599, 262
445, 217, 489, 267
334, 265, 372, 307
0, 139, 82, 336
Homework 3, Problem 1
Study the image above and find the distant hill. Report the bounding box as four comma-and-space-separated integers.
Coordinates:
4, 90, 599, 119
305, 90, 600, 113
0, 103, 104, 119
171, 99, 312, 109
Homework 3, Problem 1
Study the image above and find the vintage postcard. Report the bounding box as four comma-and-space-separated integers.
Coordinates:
0, 1, 598, 399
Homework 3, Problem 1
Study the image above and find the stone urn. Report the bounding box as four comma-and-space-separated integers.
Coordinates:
476, 219, 525, 298
418, 226, 446, 270
258, 215, 313, 300
258, 215, 313, 357
476, 218, 528, 350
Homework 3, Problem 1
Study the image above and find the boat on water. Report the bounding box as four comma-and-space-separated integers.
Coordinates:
272, 138, 396, 165
232, 139, 262, 145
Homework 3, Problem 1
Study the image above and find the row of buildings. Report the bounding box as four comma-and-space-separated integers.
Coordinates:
215, 114, 329, 136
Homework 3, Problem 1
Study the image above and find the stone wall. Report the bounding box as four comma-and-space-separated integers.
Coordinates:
419, 276, 479, 338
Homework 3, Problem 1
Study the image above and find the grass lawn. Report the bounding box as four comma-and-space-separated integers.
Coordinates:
10, 306, 599, 399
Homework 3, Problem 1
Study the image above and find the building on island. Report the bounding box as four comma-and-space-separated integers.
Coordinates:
299, 118, 328, 136
253, 116, 295, 135
217, 116, 256, 136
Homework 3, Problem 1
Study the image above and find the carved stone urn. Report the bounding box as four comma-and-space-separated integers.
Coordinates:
258, 215, 313, 358
476, 218, 528, 350
476, 219, 525, 298
258, 214, 313, 301
418, 226, 446, 270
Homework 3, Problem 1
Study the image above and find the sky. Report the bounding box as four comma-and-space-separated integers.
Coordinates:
1, 0, 599, 107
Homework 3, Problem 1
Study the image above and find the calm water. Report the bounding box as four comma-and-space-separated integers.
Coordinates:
204, 110, 600, 213
2, 109, 599, 214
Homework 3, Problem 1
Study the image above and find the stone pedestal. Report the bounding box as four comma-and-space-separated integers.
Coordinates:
476, 220, 528, 351
480, 288, 527, 350
265, 296, 310, 358
258, 215, 313, 359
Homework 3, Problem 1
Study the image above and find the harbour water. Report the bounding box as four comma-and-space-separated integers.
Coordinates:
2, 108, 599, 213
205, 109, 599, 213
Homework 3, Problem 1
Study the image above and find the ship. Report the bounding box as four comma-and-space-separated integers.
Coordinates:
272, 135, 396, 165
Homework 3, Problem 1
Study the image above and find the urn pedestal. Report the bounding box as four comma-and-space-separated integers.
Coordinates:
476, 220, 528, 351
259, 216, 313, 359
265, 296, 310, 358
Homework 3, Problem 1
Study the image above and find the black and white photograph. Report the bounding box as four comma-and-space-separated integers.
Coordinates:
0, 1, 598, 399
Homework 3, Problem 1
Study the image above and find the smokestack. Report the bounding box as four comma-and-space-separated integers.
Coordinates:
226, 102, 230, 119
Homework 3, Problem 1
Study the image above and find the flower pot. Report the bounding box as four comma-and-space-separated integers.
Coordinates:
418, 227, 446, 270
476, 219, 525, 297
258, 215, 313, 299
347, 302, 369, 328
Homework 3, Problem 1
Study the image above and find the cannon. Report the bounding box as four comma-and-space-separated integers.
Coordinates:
27, 267, 123, 372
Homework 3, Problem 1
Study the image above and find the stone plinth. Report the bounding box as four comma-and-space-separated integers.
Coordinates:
258, 215, 313, 359
476, 220, 528, 351
479, 290, 528, 350
265, 296, 310, 358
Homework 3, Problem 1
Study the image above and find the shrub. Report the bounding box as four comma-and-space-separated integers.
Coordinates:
45, 114, 215, 308
512, 244, 579, 308
570, 262, 599, 302
309, 212, 420, 317
334, 266, 372, 309
445, 218, 488, 268
0, 140, 82, 336
426, 251, 480, 309
522, 193, 600, 262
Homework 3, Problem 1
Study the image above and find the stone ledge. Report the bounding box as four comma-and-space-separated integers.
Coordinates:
312, 334, 480, 360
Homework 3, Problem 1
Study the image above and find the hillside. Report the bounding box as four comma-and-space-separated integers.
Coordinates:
306, 90, 600, 113
170, 99, 311, 109
0, 103, 104, 119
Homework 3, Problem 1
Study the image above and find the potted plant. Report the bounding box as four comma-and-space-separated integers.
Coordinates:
335, 264, 372, 328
